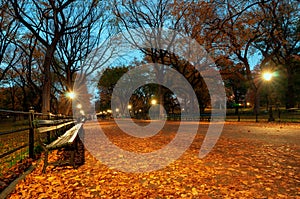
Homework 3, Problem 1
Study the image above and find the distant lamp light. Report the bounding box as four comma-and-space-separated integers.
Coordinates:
79, 110, 85, 115
76, 104, 82, 109
246, 102, 250, 106
151, 99, 157, 105
127, 105, 132, 109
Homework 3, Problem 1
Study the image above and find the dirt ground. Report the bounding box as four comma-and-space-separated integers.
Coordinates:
7, 121, 300, 198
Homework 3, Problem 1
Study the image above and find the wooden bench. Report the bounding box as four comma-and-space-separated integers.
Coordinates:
37, 120, 75, 143
34, 120, 83, 173
41, 123, 83, 173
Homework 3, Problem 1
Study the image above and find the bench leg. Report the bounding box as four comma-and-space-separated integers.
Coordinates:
42, 150, 49, 173
70, 148, 75, 168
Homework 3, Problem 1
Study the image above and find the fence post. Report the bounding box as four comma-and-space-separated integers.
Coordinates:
29, 108, 35, 159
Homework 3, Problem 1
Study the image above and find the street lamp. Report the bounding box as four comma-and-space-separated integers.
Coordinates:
115, 108, 119, 118
262, 71, 274, 122
151, 99, 157, 105
76, 104, 82, 109
65, 91, 76, 116
66, 91, 76, 99
127, 104, 132, 118
262, 72, 273, 81
80, 110, 85, 115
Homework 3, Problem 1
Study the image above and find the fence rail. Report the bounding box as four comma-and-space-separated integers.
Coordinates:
0, 109, 74, 176
165, 108, 300, 122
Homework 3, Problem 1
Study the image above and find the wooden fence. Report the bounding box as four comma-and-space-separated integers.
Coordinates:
0, 109, 74, 175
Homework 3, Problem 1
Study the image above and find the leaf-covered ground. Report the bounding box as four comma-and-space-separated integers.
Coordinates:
8, 121, 300, 198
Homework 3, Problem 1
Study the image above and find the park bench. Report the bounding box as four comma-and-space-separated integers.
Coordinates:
36, 119, 75, 144
34, 120, 83, 173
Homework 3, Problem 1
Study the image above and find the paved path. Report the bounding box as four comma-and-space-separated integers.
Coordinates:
222, 121, 300, 145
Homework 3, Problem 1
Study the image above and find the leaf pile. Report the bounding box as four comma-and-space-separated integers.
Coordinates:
8, 121, 300, 198
0, 158, 33, 192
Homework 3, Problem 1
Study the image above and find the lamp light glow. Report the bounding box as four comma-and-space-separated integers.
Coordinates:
263, 72, 273, 81
151, 99, 157, 105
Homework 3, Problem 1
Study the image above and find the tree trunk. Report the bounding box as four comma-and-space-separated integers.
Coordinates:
21, 87, 28, 111
41, 68, 51, 114
254, 88, 260, 119
234, 90, 239, 115
243, 59, 260, 120
286, 69, 295, 109
41, 47, 55, 114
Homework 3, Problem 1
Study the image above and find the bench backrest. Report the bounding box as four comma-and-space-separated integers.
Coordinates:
45, 123, 83, 149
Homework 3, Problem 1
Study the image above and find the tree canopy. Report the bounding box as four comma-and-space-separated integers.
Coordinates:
0, 0, 299, 114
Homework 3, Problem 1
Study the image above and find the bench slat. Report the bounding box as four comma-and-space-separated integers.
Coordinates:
38, 121, 83, 173
38, 121, 75, 133
46, 123, 82, 149
69, 123, 82, 143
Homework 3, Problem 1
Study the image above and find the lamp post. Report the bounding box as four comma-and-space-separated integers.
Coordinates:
262, 72, 275, 122
115, 108, 119, 118
65, 91, 76, 116
127, 104, 132, 118
150, 99, 159, 120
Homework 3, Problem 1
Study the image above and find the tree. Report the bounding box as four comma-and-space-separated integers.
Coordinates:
17, 33, 45, 111
52, 2, 113, 115
254, 0, 300, 108
0, 0, 20, 82
216, 58, 248, 113
8, 0, 101, 113
98, 66, 130, 112
114, 0, 189, 117
198, 0, 272, 119
53, 0, 113, 92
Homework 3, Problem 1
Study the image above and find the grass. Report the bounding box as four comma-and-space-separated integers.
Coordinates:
0, 120, 70, 176
0, 118, 30, 130
0, 131, 29, 176
0, 117, 31, 176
